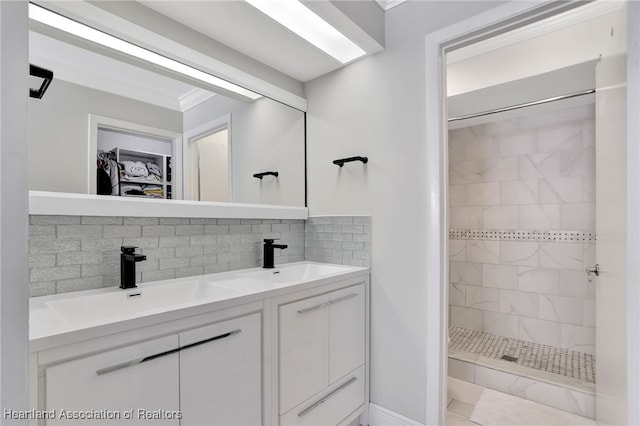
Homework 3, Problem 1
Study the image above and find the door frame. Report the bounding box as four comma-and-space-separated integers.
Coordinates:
182, 114, 232, 202
89, 114, 182, 198
423, 1, 640, 424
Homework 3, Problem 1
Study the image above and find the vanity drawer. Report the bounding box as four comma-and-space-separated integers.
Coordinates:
45, 335, 180, 425
279, 365, 365, 426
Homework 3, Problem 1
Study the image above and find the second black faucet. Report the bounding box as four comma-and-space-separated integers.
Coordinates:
263, 239, 287, 269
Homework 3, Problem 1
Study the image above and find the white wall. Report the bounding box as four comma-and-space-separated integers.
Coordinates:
304, 1, 505, 423
29, 79, 182, 194
184, 96, 305, 207
1, 0, 29, 419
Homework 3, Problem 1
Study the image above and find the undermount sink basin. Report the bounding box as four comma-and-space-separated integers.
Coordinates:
214, 263, 352, 292
45, 281, 243, 324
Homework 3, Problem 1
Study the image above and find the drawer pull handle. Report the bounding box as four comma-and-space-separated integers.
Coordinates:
96, 329, 241, 375
297, 301, 331, 314
331, 293, 358, 305
297, 377, 358, 417
181, 329, 241, 351
96, 348, 179, 376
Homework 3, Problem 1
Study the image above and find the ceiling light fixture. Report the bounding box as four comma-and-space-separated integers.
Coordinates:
245, 0, 366, 64
28, 3, 262, 100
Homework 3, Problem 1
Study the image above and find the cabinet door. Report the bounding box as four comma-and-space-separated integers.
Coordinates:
45, 335, 179, 425
329, 284, 366, 383
279, 294, 330, 414
179, 313, 262, 426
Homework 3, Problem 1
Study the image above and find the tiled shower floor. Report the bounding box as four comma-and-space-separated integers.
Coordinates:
449, 327, 596, 385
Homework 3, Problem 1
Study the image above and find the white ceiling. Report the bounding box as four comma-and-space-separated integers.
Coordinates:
139, 1, 367, 82
29, 0, 389, 110
29, 31, 214, 112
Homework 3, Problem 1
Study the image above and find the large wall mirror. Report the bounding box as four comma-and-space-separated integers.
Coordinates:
28, 6, 306, 209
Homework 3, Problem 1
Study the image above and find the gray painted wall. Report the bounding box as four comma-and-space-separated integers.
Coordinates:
29, 79, 182, 194
184, 96, 305, 207
304, 2, 504, 422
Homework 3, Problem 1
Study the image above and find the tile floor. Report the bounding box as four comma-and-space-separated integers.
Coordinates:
449, 326, 595, 384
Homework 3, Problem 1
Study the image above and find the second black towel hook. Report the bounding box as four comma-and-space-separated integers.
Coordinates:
253, 171, 279, 179
333, 156, 368, 167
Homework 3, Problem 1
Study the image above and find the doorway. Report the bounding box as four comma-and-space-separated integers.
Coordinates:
423, 1, 640, 425
183, 115, 232, 202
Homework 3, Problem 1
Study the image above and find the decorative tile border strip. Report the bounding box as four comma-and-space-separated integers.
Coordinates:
449, 326, 595, 384
449, 229, 596, 242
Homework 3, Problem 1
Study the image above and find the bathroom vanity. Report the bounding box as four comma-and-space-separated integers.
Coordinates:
29, 262, 369, 426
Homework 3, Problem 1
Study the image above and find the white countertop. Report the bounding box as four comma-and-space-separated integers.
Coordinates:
30, 262, 369, 352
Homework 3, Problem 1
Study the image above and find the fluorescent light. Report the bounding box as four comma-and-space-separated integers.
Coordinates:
245, 0, 366, 64
28, 3, 262, 100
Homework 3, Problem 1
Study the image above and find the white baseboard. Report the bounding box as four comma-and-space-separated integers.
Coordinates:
367, 403, 425, 426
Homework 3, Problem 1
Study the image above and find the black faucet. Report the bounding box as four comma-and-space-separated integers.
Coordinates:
120, 246, 146, 289
263, 239, 288, 269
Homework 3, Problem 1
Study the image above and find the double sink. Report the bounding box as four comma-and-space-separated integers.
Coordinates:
31, 262, 356, 339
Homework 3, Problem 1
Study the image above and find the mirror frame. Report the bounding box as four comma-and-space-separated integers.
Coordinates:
28, 1, 309, 219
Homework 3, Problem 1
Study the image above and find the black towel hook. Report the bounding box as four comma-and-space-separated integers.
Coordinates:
253, 171, 279, 180
333, 156, 368, 167
29, 64, 54, 99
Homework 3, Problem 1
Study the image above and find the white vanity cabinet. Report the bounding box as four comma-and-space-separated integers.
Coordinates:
179, 313, 262, 426
277, 281, 367, 425
45, 335, 180, 425
35, 306, 263, 426
31, 264, 370, 426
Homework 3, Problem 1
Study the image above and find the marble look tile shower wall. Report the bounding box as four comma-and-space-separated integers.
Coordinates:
448, 104, 596, 354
